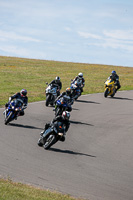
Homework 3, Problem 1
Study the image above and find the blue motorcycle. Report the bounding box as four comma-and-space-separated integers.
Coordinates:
4, 99, 24, 125
54, 97, 72, 116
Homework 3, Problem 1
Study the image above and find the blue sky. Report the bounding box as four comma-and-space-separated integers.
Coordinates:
0, 0, 133, 67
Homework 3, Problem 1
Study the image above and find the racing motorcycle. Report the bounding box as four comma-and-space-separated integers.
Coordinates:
38, 121, 66, 150
45, 83, 58, 106
3, 99, 24, 125
70, 81, 81, 100
54, 96, 72, 116
104, 78, 116, 98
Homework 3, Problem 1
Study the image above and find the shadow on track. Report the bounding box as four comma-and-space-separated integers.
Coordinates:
76, 99, 100, 104
50, 147, 96, 157
70, 120, 94, 126
9, 123, 43, 130
109, 96, 133, 101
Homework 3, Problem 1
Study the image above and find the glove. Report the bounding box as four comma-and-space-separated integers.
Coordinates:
22, 105, 27, 110
9, 97, 12, 102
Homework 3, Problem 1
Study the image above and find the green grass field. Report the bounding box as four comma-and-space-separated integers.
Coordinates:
0, 178, 83, 200
0, 56, 133, 199
0, 56, 133, 107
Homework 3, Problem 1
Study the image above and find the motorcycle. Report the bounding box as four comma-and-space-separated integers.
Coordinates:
45, 83, 58, 106
104, 78, 116, 98
3, 99, 24, 125
70, 81, 81, 100
54, 96, 72, 116
38, 121, 66, 150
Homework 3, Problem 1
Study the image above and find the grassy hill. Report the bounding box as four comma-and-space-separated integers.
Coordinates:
0, 56, 133, 107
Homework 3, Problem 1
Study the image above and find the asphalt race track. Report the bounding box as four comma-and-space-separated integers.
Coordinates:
0, 91, 133, 200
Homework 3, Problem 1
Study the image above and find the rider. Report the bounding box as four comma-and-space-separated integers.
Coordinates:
48, 76, 62, 96
45, 111, 70, 142
55, 87, 73, 111
108, 71, 121, 92
5, 89, 28, 116
72, 72, 85, 93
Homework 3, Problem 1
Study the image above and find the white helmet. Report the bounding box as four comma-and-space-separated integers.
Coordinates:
55, 76, 60, 83
78, 72, 83, 79
62, 111, 70, 120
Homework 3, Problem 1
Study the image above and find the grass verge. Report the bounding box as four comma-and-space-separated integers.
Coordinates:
0, 178, 84, 200
0, 56, 133, 107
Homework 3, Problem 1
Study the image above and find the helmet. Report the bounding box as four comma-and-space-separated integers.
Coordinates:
111, 71, 116, 75
78, 72, 83, 79
62, 111, 70, 120
20, 89, 27, 97
55, 76, 60, 83
66, 87, 71, 95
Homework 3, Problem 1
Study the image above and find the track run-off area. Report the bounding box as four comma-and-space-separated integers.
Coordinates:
0, 91, 133, 200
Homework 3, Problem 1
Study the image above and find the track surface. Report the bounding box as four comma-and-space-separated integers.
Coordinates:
0, 91, 133, 200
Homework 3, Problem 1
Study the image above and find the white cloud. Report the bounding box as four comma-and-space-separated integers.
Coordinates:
0, 30, 40, 42
64, 27, 72, 32
78, 31, 102, 39
103, 30, 133, 40
0, 45, 30, 56
78, 29, 133, 52
0, 44, 47, 59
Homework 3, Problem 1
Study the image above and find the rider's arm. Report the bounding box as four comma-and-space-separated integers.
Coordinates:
49, 80, 54, 85
65, 121, 70, 132
9, 93, 19, 101
52, 116, 61, 124
23, 97, 28, 109
59, 82, 62, 90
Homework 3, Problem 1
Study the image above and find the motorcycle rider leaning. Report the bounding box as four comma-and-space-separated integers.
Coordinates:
48, 76, 62, 96
55, 87, 73, 112
5, 89, 28, 116
108, 71, 121, 92
45, 111, 70, 142
72, 72, 85, 93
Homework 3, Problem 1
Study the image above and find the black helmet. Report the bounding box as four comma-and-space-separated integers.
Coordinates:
20, 89, 27, 97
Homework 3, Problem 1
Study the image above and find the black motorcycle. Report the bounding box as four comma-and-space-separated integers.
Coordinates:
38, 121, 66, 150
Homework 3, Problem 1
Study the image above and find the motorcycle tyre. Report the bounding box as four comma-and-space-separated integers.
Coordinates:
46, 95, 50, 107
5, 112, 13, 125
104, 88, 109, 98
43, 134, 56, 150
111, 93, 115, 98
37, 138, 44, 147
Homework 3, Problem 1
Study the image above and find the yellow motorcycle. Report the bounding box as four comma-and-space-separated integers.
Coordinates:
104, 78, 116, 98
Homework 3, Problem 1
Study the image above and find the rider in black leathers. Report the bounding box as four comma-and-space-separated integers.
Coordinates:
45, 111, 70, 142
55, 87, 74, 112
71, 72, 85, 93
5, 89, 28, 116
48, 76, 62, 96
108, 71, 121, 92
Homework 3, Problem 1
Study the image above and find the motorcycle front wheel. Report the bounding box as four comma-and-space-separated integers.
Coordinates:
5, 112, 13, 125
46, 95, 51, 106
43, 134, 56, 150
104, 88, 109, 98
